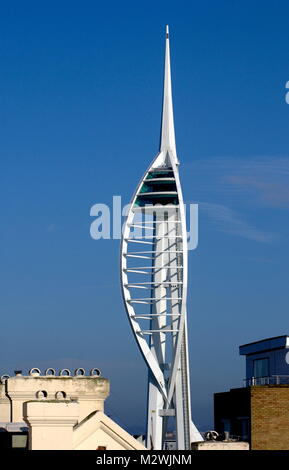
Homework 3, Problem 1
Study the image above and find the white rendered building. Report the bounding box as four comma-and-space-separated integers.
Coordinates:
0, 368, 146, 450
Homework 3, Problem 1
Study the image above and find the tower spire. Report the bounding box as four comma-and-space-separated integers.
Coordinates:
159, 25, 178, 163
121, 27, 203, 450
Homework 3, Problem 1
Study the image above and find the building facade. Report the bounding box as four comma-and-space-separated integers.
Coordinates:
0, 368, 146, 450
214, 336, 289, 450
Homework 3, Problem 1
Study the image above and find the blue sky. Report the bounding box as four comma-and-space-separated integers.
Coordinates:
1, 0, 289, 433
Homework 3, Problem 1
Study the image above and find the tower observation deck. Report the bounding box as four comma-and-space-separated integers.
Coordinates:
120, 26, 202, 450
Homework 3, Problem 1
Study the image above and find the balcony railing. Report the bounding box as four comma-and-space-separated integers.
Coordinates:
244, 375, 289, 386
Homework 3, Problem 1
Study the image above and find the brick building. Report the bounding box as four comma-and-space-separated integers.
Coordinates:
214, 336, 289, 450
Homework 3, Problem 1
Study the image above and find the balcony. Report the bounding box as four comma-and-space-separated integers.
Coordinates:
244, 375, 289, 386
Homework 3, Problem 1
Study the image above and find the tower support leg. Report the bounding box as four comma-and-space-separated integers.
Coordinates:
146, 377, 164, 449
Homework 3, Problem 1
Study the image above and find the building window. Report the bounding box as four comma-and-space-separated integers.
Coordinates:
220, 418, 231, 433
253, 358, 269, 378
237, 417, 249, 441
12, 434, 28, 449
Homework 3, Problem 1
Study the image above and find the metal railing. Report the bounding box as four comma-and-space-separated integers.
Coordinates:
244, 375, 289, 386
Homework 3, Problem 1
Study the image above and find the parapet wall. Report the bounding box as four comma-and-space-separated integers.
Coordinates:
0, 367, 109, 423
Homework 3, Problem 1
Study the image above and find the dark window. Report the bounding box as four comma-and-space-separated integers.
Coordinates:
253, 358, 269, 378
220, 418, 231, 433
237, 417, 249, 441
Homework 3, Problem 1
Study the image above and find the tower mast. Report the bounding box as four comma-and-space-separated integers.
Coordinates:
120, 26, 202, 450
160, 25, 177, 159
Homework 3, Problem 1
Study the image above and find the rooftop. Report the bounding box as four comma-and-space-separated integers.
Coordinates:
239, 335, 289, 356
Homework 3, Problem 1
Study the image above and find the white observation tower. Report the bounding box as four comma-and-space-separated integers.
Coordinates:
120, 26, 202, 450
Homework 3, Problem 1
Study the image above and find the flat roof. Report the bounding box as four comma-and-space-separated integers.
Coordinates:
239, 335, 289, 356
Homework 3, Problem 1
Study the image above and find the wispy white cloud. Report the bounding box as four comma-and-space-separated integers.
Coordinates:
185, 156, 289, 209
183, 156, 289, 242
200, 202, 275, 243
224, 174, 289, 208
